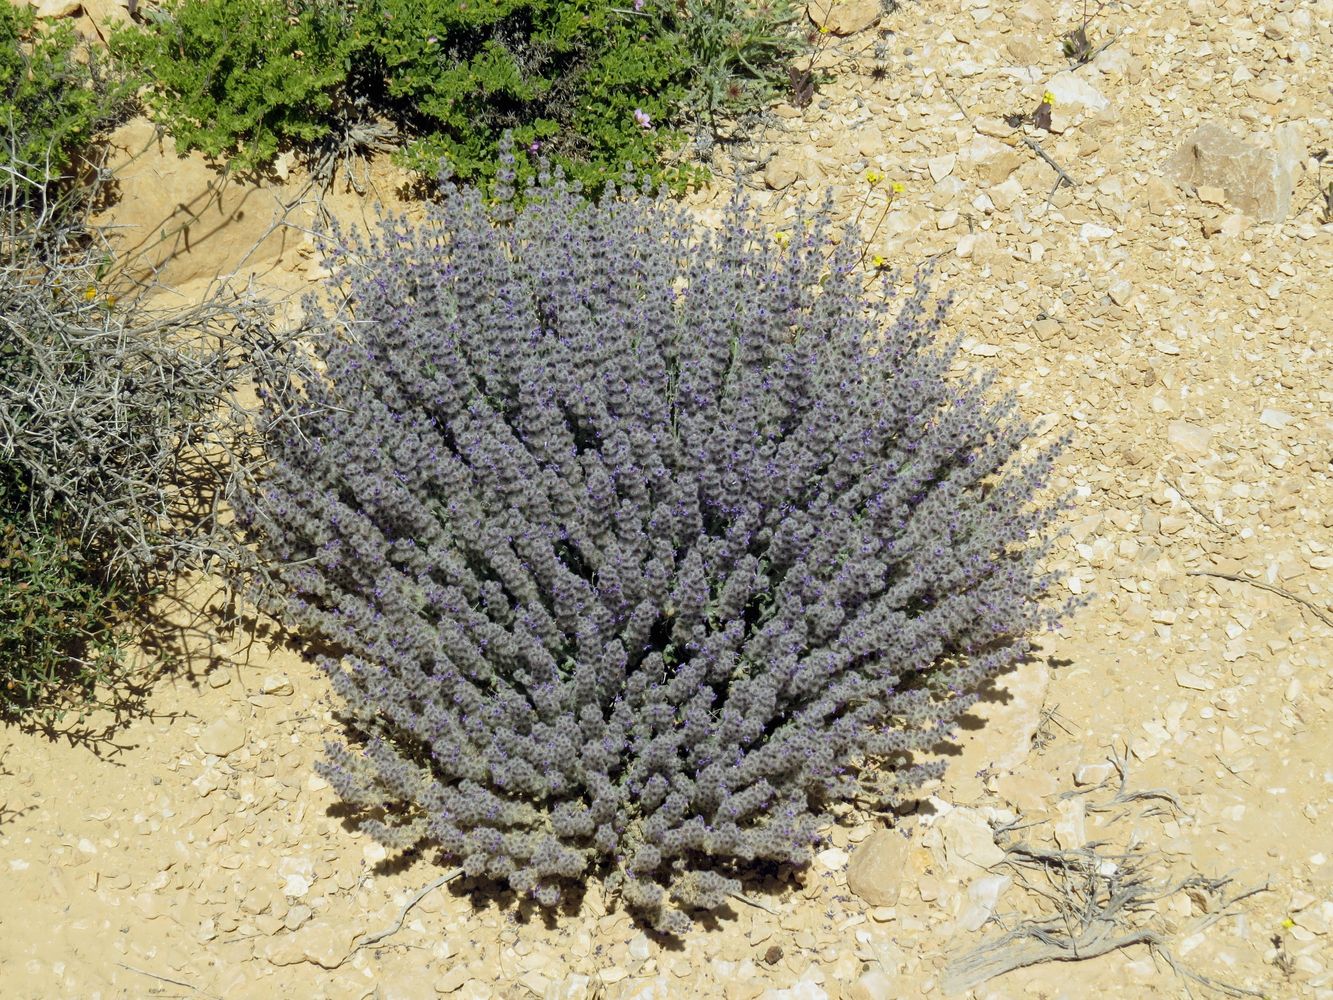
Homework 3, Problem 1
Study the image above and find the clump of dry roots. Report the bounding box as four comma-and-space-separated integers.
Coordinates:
945, 750, 1269, 997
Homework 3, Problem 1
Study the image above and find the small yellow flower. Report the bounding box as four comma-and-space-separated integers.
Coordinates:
891, 181, 905, 194
1042, 91, 1056, 106
83, 286, 97, 301
774, 231, 790, 247
1281, 918, 1295, 929
818, 25, 829, 34
871, 254, 886, 269
105, 295, 117, 308
865, 170, 882, 186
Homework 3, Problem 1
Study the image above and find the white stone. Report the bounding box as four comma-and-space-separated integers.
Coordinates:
628, 933, 651, 962
1167, 420, 1212, 457
1074, 762, 1115, 786
935, 807, 1005, 873
261, 673, 294, 696
1259, 408, 1294, 429
197, 718, 246, 757
33, 0, 81, 16
928, 154, 957, 183
816, 846, 849, 871
282, 873, 311, 898
1054, 798, 1087, 849
1043, 72, 1110, 113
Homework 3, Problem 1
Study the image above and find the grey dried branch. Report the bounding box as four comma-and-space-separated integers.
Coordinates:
946, 753, 1266, 997
1187, 570, 1333, 629
1, 136, 322, 605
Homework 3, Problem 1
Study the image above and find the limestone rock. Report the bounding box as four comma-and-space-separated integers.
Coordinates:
957, 874, 1012, 932
846, 829, 911, 906
848, 970, 898, 1000
197, 718, 246, 757
1163, 123, 1302, 223
33, 0, 81, 17
934, 807, 1005, 874
1004, 35, 1042, 64
265, 921, 358, 969
809, 0, 881, 36
1042, 72, 1109, 133
261, 673, 294, 696
1053, 798, 1088, 849
92, 118, 312, 287
1167, 420, 1213, 457
80, 0, 131, 24
764, 151, 803, 191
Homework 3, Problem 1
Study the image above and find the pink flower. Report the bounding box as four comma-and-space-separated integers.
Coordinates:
633, 0, 644, 9
633, 108, 652, 130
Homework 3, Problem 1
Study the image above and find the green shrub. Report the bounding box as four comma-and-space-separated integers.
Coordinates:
373, 0, 700, 193
0, 3, 129, 195
0, 465, 135, 724
112, 0, 808, 194
110, 0, 354, 172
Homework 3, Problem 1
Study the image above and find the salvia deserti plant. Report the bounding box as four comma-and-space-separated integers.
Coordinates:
237, 154, 1075, 934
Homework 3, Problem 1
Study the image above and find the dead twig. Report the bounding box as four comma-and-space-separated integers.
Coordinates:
348, 867, 464, 956
1170, 478, 1225, 529
1187, 570, 1333, 629
730, 890, 781, 915
116, 962, 214, 997
939, 82, 1078, 213
947, 751, 1266, 997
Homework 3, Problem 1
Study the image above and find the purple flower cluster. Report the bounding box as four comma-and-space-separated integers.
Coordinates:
236, 166, 1073, 935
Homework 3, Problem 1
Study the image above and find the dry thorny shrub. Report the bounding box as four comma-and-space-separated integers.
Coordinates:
0, 140, 312, 590
0, 133, 319, 727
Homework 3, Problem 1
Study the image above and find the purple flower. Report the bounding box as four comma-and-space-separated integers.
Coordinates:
633, 108, 652, 130
244, 134, 1074, 939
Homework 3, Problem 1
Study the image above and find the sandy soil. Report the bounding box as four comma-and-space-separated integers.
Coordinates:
2, 0, 1331, 997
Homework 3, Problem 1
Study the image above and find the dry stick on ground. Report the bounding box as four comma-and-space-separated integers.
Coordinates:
1058, 745, 1184, 823
939, 82, 1079, 213
1171, 478, 1225, 530
345, 867, 465, 959
115, 961, 216, 997
730, 890, 781, 915
1187, 570, 1333, 629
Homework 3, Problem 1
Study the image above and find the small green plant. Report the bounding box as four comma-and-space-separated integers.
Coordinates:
0, 465, 136, 724
0, 3, 130, 196
673, 0, 806, 132
370, 0, 704, 194
1061, 0, 1110, 66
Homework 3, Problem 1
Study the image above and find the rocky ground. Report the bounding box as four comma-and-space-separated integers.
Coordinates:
2, 0, 1330, 997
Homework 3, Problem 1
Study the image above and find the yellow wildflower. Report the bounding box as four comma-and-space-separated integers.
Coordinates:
865, 170, 882, 186
83, 286, 97, 301
1281, 918, 1295, 929
891, 181, 905, 194
871, 254, 886, 269
774, 231, 790, 247
1042, 91, 1056, 106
